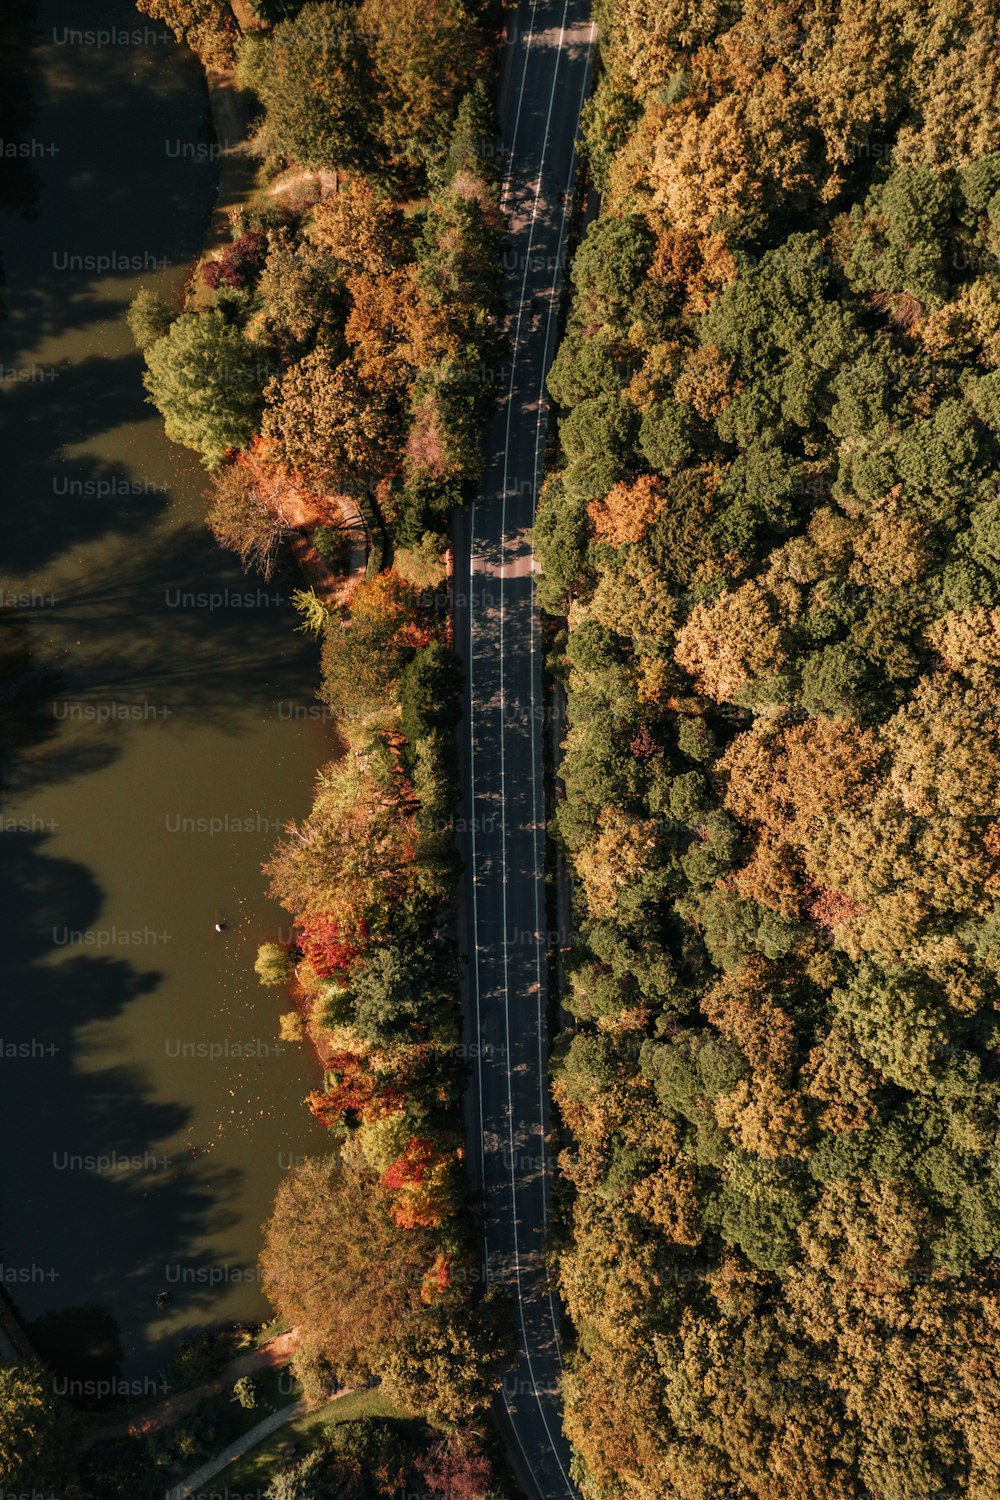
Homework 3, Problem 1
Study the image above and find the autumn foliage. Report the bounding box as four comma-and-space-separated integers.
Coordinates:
297, 916, 367, 978
132, 0, 508, 1453
589, 473, 666, 546
540, 2, 1000, 1496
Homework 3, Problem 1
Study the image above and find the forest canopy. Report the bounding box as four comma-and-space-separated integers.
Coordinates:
540, 3, 1000, 1498
129, 0, 509, 1445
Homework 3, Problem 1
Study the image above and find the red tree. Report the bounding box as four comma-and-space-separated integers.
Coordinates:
629, 725, 659, 760
307, 1054, 403, 1127
383, 1135, 434, 1190
297, 916, 368, 978
808, 887, 861, 932
417, 1432, 494, 1500
202, 229, 267, 291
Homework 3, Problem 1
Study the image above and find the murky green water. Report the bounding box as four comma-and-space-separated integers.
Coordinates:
0, 0, 328, 1378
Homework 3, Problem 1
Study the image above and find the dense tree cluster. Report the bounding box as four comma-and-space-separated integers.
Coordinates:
131, 31, 501, 605
259, 1414, 497, 1500
135, 0, 245, 70
237, 0, 485, 183
263, 598, 468, 1233
540, 3, 1000, 1497
135, 139, 500, 502
254, 553, 509, 1421
128, 0, 508, 1441
0, 1363, 77, 1492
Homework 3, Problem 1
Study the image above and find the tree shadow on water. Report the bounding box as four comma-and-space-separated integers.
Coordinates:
4, 519, 321, 799
0, 353, 172, 575
0, 830, 245, 1376
29, 1303, 125, 1410
0, 1, 43, 225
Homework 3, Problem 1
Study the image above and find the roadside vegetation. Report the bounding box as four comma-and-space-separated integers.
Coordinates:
1, 1337, 285, 1498
538, 4, 1000, 1498
216, 1386, 500, 1499
121, 0, 511, 1493
0, 1343, 500, 1500
0, 1361, 78, 1494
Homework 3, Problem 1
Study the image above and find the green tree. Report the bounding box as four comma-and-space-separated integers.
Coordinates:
292, 587, 332, 637
547, 330, 624, 408
266, 1450, 326, 1500
847, 165, 953, 308
233, 1374, 257, 1409
127, 287, 174, 351
251, 227, 346, 361
558, 393, 638, 497
350, 942, 452, 1047
433, 77, 499, 189
399, 642, 462, 748
799, 640, 879, 717
832, 963, 957, 1095
0, 1361, 78, 1491
570, 214, 654, 330
715, 1156, 810, 1270
237, 3, 376, 171
143, 310, 270, 467
379, 1289, 517, 1423
325, 1417, 412, 1498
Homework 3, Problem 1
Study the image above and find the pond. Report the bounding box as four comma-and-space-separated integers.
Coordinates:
0, 0, 328, 1382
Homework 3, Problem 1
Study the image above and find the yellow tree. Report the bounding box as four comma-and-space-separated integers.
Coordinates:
574, 808, 664, 920
310, 178, 410, 278
357, 0, 480, 166
262, 350, 396, 485
674, 580, 792, 703
264, 753, 414, 932
589, 473, 667, 546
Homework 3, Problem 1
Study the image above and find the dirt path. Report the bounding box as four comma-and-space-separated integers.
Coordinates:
164, 1398, 308, 1500
202, 68, 258, 255
202, 76, 338, 254
279, 486, 367, 608
269, 165, 339, 200
83, 1329, 300, 1448
199, 79, 367, 605
164, 1382, 363, 1500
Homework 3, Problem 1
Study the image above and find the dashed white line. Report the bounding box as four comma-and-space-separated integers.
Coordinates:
467, 4, 595, 1496
527, 23, 597, 1373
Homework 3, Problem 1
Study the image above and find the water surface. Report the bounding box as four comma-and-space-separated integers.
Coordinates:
0, 0, 328, 1378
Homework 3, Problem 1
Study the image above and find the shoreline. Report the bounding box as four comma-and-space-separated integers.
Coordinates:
198, 69, 368, 605
0, 5, 330, 1386
202, 64, 258, 254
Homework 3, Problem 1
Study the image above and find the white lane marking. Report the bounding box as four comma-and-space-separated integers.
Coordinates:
472, 0, 538, 1219
495, 3, 578, 1495
527, 23, 597, 1375
469, 5, 571, 1499
470, 0, 538, 1257
471, 0, 536, 1237
500, 1, 538, 216
469, 4, 596, 1497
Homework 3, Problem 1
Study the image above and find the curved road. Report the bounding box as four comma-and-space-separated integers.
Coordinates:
454, 5, 596, 1498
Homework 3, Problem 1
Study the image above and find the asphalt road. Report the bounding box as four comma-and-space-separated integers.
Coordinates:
453, 6, 596, 1498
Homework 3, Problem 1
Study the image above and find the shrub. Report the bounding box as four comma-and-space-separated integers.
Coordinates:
127, 288, 174, 351
256, 942, 295, 985
142, 310, 272, 468
233, 1375, 257, 1410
